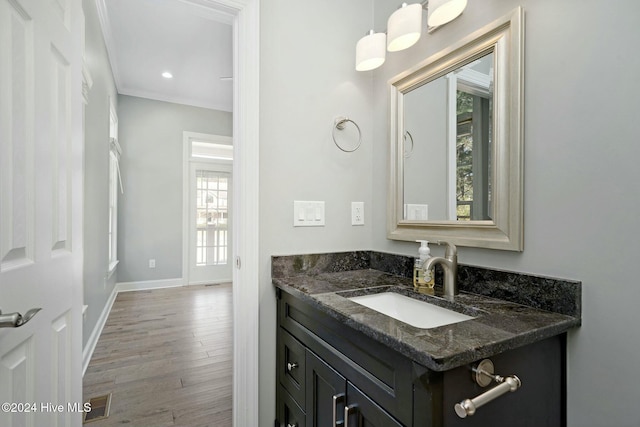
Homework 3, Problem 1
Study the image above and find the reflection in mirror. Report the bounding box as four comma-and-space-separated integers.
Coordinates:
455, 53, 493, 221
403, 52, 494, 222
388, 8, 523, 251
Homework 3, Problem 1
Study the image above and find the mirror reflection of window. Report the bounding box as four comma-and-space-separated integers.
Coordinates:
454, 52, 494, 221
455, 89, 492, 220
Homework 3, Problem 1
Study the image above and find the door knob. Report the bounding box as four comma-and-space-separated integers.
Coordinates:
0, 308, 41, 328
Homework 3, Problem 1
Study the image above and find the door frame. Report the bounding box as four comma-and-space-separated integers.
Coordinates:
179, 1, 260, 425
182, 132, 234, 286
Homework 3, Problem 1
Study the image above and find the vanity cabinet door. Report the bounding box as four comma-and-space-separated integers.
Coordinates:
306, 350, 347, 427
344, 383, 403, 427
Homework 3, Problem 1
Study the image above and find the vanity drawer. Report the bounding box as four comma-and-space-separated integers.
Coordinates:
277, 384, 306, 427
278, 327, 306, 408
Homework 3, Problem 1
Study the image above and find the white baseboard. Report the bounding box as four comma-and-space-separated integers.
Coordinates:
187, 278, 232, 286
116, 277, 184, 292
82, 284, 118, 376
82, 277, 183, 377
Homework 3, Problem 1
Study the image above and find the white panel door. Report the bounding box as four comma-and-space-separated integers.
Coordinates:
0, 0, 83, 426
188, 162, 232, 285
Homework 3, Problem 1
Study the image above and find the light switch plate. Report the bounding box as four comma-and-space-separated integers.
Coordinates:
404, 203, 428, 220
293, 201, 325, 227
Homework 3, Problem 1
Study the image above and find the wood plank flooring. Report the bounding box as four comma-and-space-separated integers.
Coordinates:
83, 284, 232, 426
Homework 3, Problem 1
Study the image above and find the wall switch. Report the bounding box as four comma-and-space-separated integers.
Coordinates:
351, 202, 364, 226
149, 259, 156, 268
293, 201, 325, 227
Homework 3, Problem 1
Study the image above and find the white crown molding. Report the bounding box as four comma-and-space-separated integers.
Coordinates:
94, 0, 123, 91
118, 87, 232, 112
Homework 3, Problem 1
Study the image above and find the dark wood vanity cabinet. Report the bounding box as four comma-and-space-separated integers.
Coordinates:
275, 289, 566, 427
278, 329, 403, 427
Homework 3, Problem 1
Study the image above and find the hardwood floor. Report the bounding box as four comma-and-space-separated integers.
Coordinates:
83, 284, 232, 426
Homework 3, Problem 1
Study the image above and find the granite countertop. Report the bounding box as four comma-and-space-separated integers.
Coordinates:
272, 252, 581, 372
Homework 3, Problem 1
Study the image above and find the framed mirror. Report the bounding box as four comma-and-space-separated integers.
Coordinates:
388, 8, 524, 251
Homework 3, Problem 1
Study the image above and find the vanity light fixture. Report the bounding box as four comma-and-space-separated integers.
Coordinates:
387, 2, 423, 52
355, 0, 468, 71
356, 30, 387, 71
428, 0, 468, 27
161, 71, 173, 79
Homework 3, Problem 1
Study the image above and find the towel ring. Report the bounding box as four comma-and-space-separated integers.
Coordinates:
404, 131, 414, 158
332, 116, 362, 152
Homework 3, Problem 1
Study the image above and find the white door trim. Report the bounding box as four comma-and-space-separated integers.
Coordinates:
182, 132, 233, 286
230, 3, 260, 426
179, 1, 260, 426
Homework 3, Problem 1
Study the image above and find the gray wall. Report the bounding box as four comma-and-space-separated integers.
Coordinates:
403, 77, 448, 219
371, 1, 640, 427
82, 0, 119, 348
259, 0, 373, 423
117, 95, 232, 283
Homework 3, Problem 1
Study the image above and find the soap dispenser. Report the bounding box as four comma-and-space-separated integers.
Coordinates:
413, 240, 435, 289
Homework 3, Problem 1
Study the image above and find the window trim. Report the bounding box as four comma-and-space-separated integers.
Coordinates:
108, 99, 120, 276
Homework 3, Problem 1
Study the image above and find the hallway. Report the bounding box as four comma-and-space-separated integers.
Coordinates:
83, 284, 232, 426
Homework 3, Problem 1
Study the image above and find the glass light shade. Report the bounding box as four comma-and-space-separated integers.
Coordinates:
355, 31, 386, 71
427, 0, 467, 27
387, 3, 423, 52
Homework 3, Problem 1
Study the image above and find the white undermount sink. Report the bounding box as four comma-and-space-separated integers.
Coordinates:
349, 292, 474, 329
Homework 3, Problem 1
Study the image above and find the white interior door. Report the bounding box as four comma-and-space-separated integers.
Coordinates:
0, 0, 83, 426
188, 162, 232, 285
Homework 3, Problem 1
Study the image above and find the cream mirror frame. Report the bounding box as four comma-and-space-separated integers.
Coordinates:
388, 8, 524, 251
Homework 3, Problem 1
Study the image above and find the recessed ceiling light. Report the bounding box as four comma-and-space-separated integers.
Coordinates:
162, 71, 173, 79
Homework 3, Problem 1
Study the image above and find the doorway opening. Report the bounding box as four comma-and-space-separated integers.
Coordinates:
183, 132, 233, 286
91, 0, 259, 425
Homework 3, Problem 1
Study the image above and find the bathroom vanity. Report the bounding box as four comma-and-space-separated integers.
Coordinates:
272, 252, 581, 427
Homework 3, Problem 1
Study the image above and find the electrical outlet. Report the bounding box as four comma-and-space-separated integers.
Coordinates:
149, 259, 156, 268
351, 202, 364, 226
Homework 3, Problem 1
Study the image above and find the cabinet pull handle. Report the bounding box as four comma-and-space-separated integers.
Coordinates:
344, 404, 357, 426
287, 362, 298, 372
332, 393, 345, 427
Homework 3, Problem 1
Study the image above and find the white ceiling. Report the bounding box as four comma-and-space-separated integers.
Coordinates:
97, 0, 234, 112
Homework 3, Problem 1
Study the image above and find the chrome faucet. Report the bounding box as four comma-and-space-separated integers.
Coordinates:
422, 241, 458, 297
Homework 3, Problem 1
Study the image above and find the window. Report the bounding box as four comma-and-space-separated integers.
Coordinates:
108, 102, 121, 275
195, 170, 229, 266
